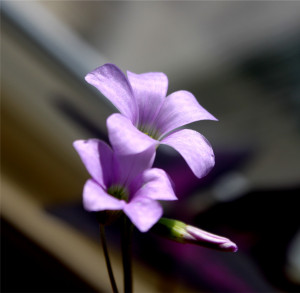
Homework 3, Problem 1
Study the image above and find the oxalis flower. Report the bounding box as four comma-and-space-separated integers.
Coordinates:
73, 139, 177, 232
86, 63, 217, 179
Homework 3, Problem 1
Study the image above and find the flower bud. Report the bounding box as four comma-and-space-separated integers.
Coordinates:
151, 218, 238, 252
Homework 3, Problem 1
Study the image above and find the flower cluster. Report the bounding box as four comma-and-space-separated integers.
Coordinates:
74, 63, 237, 251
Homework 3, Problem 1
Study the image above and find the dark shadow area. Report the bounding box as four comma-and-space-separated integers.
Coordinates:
194, 186, 300, 292
1, 218, 97, 293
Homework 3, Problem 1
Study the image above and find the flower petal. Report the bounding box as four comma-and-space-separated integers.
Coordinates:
186, 226, 238, 252
83, 179, 126, 211
123, 196, 163, 232
156, 90, 217, 136
161, 129, 215, 178
107, 113, 158, 155
85, 64, 138, 123
73, 139, 115, 187
133, 168, 177, 201
127, 71, 168, 126
116, 147, 156, 189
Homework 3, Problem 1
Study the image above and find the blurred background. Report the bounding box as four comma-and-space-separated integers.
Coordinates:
1, 1, 300, 292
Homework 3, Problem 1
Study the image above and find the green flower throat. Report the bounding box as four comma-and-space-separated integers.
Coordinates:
137, 123, 161, 140
107, 185, 129, 201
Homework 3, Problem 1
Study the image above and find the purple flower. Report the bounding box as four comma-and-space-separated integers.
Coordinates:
73, 139, 177, 232
85, 64, 217, 179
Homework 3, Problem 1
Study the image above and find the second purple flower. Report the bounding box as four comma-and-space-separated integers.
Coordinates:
86, 63, 217, 179
73, 139, 177, 232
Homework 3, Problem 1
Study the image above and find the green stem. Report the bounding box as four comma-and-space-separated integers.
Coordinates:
121, 216, 133, 293
100, 224, 119, 293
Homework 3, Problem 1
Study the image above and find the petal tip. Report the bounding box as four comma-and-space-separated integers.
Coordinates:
211, 115, 219, 121
84, 73, 92, 83
222, 242, 238, 253
73, 139, 85, 151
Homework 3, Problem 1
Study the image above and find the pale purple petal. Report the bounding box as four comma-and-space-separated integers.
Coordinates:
133, 168, 177, 201
73, 139, 114, 187
161, 129, 215, 178
156, 90, 217, 136
124, 196, 163, 232
116, 147, 156, 189
85, 64, 138, 123
127, 71, 168, 126
83, 179, 126, 211
187, 226, 238, 252
107, 113, 158, 155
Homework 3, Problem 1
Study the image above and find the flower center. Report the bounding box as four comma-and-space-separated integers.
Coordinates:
137, 123, 161, 140
107, 185, 129, 201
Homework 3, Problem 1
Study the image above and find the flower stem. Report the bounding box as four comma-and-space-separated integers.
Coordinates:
100, 224, 119, 293
121, 215, 133, 293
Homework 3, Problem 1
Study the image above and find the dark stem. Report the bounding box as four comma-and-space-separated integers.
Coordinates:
100, 224, 119, 293
121, 215, 133, 293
